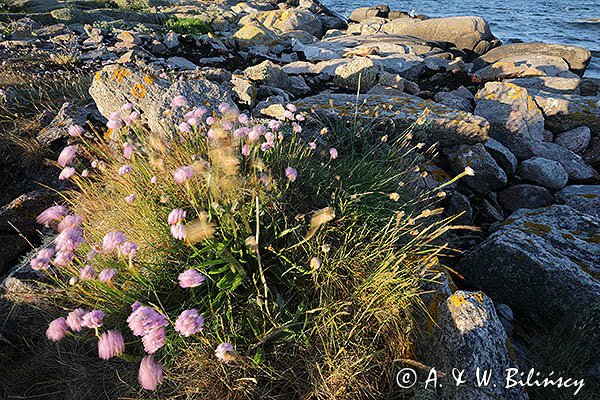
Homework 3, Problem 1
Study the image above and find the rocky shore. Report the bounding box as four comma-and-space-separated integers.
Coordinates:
1, 1, 599, 399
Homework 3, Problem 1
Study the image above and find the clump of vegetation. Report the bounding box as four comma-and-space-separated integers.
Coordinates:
164, 17, 212, 35
24, 96, 467, 398
112, 0, 152, 12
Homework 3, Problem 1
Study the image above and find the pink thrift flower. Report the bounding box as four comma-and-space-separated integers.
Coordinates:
247, 127, 261, 142
127, 306, 168, 337
57, 214, 83, 232
218, 102, 230, 114
241, 144, 250, 156
79, 265, 96, 280
172, 166, 194, 184
179, 122, 191, 133
286, 103, 297, 113
87, 247, 99, 260
118, 241, 138, 257
222, 121, 234, 131
215, 342, 235, 363
308, 141, 317, 150
206, 116, 215, 125
57, 145, 78, 167
292, 122, 302, 133
171, 223, 187, 240
31, 257, 50, 270
167, 209, 186, 225
268, 120, 281, 131
329, 147, 338, 159
98, 330, 125, 360
59, 166, 76, 180
123, 142, 134, 159
187, 117, 199, 126
238, 114, 249, 124
142, 327, 166, 354
285, 167, 298, 182
81, 169, 89, 177
68, 124, 84, 137
99, 268, 117, 283
138, 355, 163, 391
118, 165, 132, 175
36, 205, 68, 227
125, 194, 136, 204
107, 119, 123, 130
171, 95, 187, 107
131, 301, 142, 312
175, 309, 204, 337
178, 269, 205, 288
233, 127, 248, 138
54, 250, 75, 267
46, 317, 69, 342
103, 231, 126, 252
66, 308, 87, 332
194, 106, 208, 118
121, 102, 133, 112
82, 310, 105, 329
38, 248, 55, 260
150, 176, 158, 184
283, 110, 294, 120
55, 227, 85, 252
296, 114, 305, 122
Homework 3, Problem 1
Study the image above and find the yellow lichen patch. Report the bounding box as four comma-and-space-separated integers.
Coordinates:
143, 74, 155, 85
449, 293, 467, 308
562, 232, 576, 241
521, 221, 552, 235
113, 66, 131, 83
473, 292, 484, 303
132, 83, 146, 98
94, 71, 102, 81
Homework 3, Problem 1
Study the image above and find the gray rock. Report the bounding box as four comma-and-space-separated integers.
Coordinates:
518, 157, 569, 190
382, 16, 496, 54
443, 143, 507, 193
434, 91, 473, 112
506, 76, 581, 95
163, 31, 179, 49
245, 60, 291, 90
166, 56, 197, 70
484, 138, 518, 176
474, 82, 545, 160
348, 5, 390, 22
294, 92, 490, 147
497, 184, 553, 213
555, 185, 600, 218
37, 102, 88, 146
333, 57, 378, 93
232, 21, 279, 49
446, 191, 473, 225
531, 141, 597, 181
554, 126, 591, 154
231, 75, 256, 106
458, 205, 600, 329
529, 90, 600, 136
472, 43, 592, 77
496, 303, 515, 322
238, 8, 323, 37
472, 54, 578, 82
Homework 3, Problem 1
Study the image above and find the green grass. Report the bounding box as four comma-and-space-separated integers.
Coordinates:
163, 17, 212, 35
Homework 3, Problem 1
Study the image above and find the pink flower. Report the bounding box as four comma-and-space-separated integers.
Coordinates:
79, 265, 96, 280
55, 227, 85, 252
142, 327, 166, 354
222, 121, 234, 131
173, 166, 194, 184
296, 114, 305, 122
123, 142, 134, 159
38, 248, 55, 260
118, 165, 132, 175
59, 166, 76, 180
138, 355, 163, 391
285, 167, 298, 182
81, 169, 89, 177
98, 330, 125, 360
125, 194, 136, 204
168, 209, 186, 226
150, 176, 158, 184
218, 102, 230, 114
308, 141, 317, 150
118, 241, 137, 257
179, 122, 191, 133
171, 95, 187, 107
57, 214, 83, 232
57, 145, 78, 167
238, 114, 249, 124
31, 257, 50, 270
175, 309, 204, 337
241, 144, 250, 156
215, 342, 235, 363
292, 122, 302, 133
286, 103, 297, 113
66, 308, 87, 332
87, 247, 99, 260
194, 107, 208, 118
329, 147, 338, 159
102, 231, 127, 252
268, 120, 281, 131
68, 124, 84, 137
99, 268, 117, 283
283, 110, 294, 120
127, 306, 168, 337
107, 119, 123, 130
54, 250, 75, 267
178, 269, 205, 288
171, 223, 187, 240
125, 111, 140, 125
91, 159, 99, 168
36, 205, 68, 227
233, 127, 248, 138
187, 117, 199, 126
206, 116, 215, 125
82, 310, 105, 329
121, 103, 133, 112
46, 317, 69, 342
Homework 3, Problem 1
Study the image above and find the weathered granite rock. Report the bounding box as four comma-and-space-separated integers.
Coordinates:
245, 60, 291, 90
37, 102, 89, 147
528, 90, 600, 136
443, 143, 507, 193
434, 90, 473, 113
518, 157, 569, 190
238, 8, 323, 37
446, 191, 473, 225
348, 5, 390, 22
474, 82, 545, 160
531, 141, 597, 181
382, 16, 496, 54
554, 126, 591, 154
472, 54, 578, 82
232, 21, 279, 48
472, 43, 592, 76
497, 184, 553, 213
89, 65, 233, 133
555, 185, 600, 218
484, 138, 518, 176
294, 93, 489, 147
506, 76, 581, 95
458, 205, 600, 329
333, 57, 378, 92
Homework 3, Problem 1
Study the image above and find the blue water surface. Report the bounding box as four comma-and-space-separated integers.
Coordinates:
321, 0, 600, 78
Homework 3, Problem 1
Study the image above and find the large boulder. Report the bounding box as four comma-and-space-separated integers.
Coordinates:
484, 138, 518, 176
505, 76, 582, 95
472, 54, 578, 82
555, 185, 600, 218
528, 90, 600, 136
554, 126, 591, 154
238, 8, 324, 37
293, 92, 490, 147
517, 157, 569, 190
348, 5, 390, 22
458, 205, 600, 329
474, 82, 545, 159
333, 57, 379, 92
232, 21, 280, 48
443, 143, 507, 193
382, 16, 497, 54
472, 43, 592, 77
531, 141, 597, 181
89, 65, 234, 133
497, 184, 553, 213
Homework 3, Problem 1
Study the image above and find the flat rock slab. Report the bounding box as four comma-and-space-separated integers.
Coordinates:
472, 42, 592, 76
556, 185, 600, 218
458, 205, 600, 330
294, 92, 489, 147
